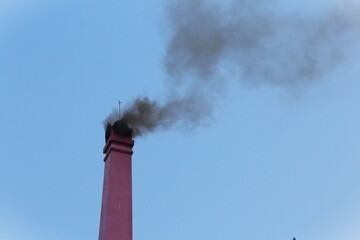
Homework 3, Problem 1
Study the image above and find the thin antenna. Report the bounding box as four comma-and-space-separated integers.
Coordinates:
118, 100, 122, 120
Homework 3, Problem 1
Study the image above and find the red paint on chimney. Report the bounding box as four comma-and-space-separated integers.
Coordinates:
99, 127, 134, 240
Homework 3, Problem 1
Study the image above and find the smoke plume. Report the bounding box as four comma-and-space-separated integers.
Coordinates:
105, 0, 360, 137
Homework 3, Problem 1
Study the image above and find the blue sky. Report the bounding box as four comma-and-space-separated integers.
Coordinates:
1, 1, 360, 239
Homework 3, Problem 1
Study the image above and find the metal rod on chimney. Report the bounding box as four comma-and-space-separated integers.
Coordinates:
118, 100, 122, 120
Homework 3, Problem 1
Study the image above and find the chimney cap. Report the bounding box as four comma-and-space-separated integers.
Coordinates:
105, 119, 133, 142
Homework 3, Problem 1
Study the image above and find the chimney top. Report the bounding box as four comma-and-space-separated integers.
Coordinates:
105, 119, 133, 143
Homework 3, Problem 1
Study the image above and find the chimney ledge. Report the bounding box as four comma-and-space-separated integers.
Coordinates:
103, 133, 134, 162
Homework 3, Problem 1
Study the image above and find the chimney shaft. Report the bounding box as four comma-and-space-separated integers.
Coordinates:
99, 127, 134, 240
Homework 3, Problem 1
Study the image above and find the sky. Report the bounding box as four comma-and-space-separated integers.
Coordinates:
1, 0, 360, 239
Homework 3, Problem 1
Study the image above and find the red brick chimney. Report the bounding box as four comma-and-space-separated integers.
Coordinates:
99, 122, 134, 240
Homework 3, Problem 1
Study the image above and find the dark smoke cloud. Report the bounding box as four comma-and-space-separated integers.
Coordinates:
165, 0, 358, 87
105, 0, 360, 137
104, 94, 213, 137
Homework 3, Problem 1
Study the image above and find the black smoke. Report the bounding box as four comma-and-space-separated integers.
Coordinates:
104, 0, 360, 137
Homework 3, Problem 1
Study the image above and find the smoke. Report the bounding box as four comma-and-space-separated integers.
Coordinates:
103, 94, 213, 137
165, 0, 358, 87
105, 0, 360, 137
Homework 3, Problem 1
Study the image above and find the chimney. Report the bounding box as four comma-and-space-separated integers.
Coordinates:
99, 121, 134, 240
